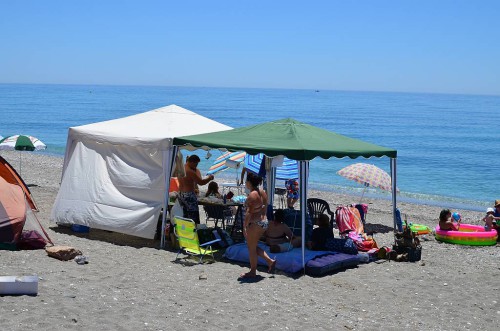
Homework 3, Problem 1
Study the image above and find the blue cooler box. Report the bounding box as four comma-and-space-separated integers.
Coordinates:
71, 224, 90, 233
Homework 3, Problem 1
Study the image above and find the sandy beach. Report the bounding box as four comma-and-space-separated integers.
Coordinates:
1, 151, 499, 331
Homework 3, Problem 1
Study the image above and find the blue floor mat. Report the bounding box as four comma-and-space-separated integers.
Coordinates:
224, 242, 359, 273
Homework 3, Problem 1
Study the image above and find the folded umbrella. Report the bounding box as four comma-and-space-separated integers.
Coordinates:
207, 151, 246, 175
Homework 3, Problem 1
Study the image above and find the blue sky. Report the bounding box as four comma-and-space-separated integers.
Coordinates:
1, 1, 499, 95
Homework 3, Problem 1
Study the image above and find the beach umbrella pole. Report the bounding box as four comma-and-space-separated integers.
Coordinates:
359, 185, 367, 204
19, 150, 22, 177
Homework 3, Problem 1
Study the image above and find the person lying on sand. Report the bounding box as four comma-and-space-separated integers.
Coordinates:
438, 209, 459, 231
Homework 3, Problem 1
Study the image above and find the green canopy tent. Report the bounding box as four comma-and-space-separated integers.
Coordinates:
171, 118, 398, 270
174, 118, 395, 160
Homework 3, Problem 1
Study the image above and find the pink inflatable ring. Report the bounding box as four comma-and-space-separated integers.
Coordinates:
435, 223, 498, 246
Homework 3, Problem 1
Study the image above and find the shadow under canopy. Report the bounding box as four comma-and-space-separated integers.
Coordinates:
171, 118, 398, 271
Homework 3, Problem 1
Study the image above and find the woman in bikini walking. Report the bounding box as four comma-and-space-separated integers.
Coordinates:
239, 172, 276, 279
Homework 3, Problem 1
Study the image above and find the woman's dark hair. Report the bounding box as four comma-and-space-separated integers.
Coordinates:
439, 209, 451, 222
246, 172, 263, 188
205, 181, 218, 197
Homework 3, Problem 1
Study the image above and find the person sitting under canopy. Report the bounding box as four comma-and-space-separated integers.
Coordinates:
265, 209, 301, 253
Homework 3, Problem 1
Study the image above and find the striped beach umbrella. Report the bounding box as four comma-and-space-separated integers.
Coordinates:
207, 151, 246, 175
244, 153, 299, 180
0, 135, 46, 151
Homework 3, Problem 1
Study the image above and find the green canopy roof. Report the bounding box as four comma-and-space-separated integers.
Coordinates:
173, 118, 397, 161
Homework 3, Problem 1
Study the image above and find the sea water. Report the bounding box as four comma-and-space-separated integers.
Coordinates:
1, 83, 499, 210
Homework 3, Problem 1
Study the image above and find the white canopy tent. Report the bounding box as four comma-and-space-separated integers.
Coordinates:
50, 105, 231, 240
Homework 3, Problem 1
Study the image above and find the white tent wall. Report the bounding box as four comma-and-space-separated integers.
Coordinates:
52, 140, 165, 238
51, 105, 231, 239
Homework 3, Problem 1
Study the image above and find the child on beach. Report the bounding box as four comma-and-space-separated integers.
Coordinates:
285, 179, 299, 209
205, 181, 222, 198
438, 209, 460, 231
205, 181, 235, 216
482, 208, 499, 231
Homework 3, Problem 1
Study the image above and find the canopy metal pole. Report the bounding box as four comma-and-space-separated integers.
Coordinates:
160, 145, 178, 249
299, 161, 309, 273
390, 157, 398, 233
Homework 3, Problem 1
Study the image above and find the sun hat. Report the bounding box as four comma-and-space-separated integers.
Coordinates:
486, 207, 495, 214
495, 200, 500, 207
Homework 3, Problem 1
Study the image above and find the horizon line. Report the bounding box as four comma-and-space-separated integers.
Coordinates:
1, 81, 499, 98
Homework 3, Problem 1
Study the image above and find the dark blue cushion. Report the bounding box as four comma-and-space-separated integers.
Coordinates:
305, 253, 360, 276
